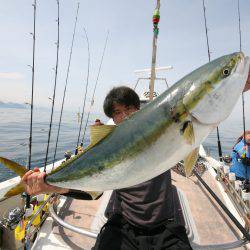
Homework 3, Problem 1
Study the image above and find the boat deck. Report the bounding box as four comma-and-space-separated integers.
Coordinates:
34, 169, 246, 250
171, 170, 244, 248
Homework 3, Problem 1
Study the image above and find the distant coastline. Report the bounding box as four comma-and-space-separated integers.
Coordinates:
0, 101, 27, 109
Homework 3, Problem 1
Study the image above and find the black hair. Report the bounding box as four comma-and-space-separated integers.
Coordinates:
103, 86, 140, 118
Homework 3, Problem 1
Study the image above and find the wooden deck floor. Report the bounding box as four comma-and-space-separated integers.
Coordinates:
172, 170, 244, 249
52, 198, 101, 249
51, 170, 245, 249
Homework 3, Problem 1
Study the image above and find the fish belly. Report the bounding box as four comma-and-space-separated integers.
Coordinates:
55, 119, 214, 191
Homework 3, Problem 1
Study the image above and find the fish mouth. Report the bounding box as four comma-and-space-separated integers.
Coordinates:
234, 52, 249, 75
186, 53, 250, 125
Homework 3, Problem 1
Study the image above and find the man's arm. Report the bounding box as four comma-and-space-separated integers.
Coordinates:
22, 167, 69, 195
21, 167, 103, 200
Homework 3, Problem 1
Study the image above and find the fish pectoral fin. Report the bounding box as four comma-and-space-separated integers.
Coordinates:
90, 125, 116, 146
181, 121, 195, 145
184, 147, 199, 177
85, 191, 103, 200
0, 157, 28, 177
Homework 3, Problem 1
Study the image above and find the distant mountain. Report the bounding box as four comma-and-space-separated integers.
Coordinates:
0, 101, 27, 109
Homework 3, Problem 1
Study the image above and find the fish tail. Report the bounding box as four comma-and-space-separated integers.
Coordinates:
0, 157, 27, 200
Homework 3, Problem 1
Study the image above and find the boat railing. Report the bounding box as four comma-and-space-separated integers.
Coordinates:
216, 165, 250, 224
49, 203, 98, 239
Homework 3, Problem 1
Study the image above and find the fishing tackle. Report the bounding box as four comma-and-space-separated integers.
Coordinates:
44, 0, 60, 172
202, 0, 223, 162
52, 2, 80, 167
75, 28, 90, 155
80, 31, 110, 146
26, 0, 37, 209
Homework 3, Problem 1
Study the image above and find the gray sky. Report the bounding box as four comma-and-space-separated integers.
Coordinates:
0, 0, 250, 121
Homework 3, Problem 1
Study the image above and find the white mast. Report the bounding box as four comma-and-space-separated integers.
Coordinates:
149, 0, 161, 101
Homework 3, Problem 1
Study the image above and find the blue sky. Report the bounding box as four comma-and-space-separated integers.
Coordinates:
0, 0, 250, 120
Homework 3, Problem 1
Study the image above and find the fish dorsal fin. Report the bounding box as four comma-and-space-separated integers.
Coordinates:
48, 125, 116, 176
184, 147, 199, 177
90, 125, 116, 146
181, 121, 195, 145
0, 157, 27, 177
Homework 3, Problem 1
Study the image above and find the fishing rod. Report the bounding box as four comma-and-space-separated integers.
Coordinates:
52, 2, 80, 167
75, 28, 90, 155
193, 170, 250, 241
44, 0, 60, 172
149, 0, 161, 101
26, 0, 37, 209
237, 0, 249, 184
80, 31, 109, 147
202, 0, 223, 162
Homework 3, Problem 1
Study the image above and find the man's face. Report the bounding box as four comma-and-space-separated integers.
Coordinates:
112, 103, 138, 124
246, 134, 250, 144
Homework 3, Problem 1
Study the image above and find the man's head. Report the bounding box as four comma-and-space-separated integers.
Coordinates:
237, 130, 250, 145
103, 86, 140, 124
245, 132, 250, 144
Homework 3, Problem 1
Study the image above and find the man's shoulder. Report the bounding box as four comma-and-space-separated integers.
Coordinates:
234, 139, 244, 151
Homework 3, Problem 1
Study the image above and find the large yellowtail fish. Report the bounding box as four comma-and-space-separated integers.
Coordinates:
1, 52, 249, 200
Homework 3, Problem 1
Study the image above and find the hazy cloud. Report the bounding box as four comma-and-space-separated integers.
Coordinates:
0, 72, 24, 80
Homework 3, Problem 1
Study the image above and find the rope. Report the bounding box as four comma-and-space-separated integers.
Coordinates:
44, 0, 60, 172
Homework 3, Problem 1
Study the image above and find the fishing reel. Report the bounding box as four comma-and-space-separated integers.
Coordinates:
222, 155, 232, 164
64, 150, 72, 161
0, 207, 24, 230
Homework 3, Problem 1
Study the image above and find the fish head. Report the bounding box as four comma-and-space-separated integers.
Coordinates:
183, 52, 250, 125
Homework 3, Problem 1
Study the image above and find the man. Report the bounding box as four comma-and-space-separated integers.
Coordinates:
22, 86, 192, 249
230, 131, 250, 181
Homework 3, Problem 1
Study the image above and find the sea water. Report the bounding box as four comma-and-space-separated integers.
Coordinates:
0, 107, 106, 182
0, 106, 249, 182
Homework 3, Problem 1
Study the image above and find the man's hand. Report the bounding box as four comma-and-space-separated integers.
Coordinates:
22, 167, 69, 195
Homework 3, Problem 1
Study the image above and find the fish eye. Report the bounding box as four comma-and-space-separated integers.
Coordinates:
222, 68, 230, 77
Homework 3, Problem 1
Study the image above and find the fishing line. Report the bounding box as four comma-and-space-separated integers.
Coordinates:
202, 0, 223, 162
44, 0, 60, 173
80, 31, 109, 147
52, 2, 80, 168
75, 28, 90, 155
26, 0, 37, 209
